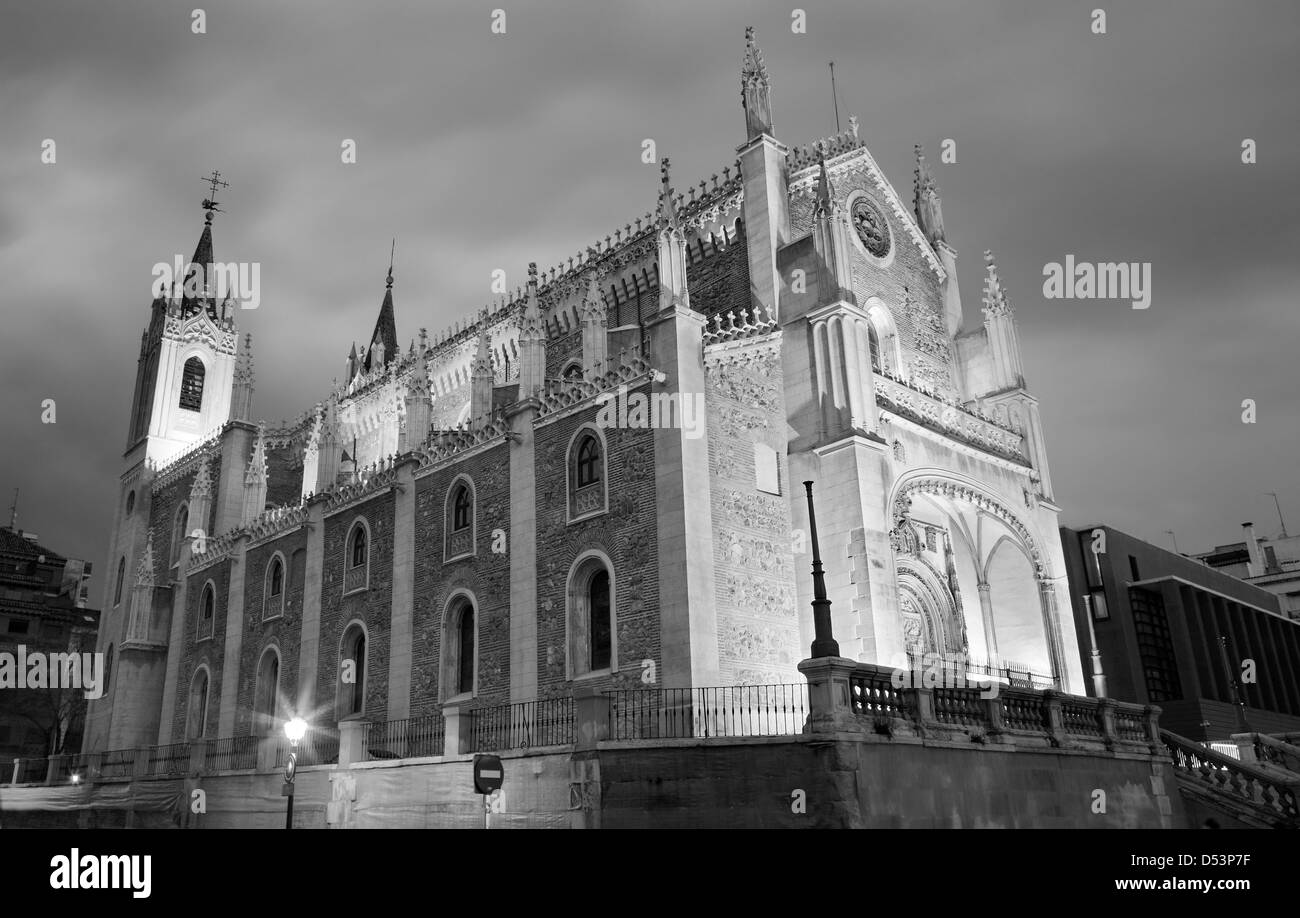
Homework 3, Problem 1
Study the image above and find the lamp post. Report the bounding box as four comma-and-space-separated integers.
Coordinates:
802, 481, 840, 658
283, 717, 307, 830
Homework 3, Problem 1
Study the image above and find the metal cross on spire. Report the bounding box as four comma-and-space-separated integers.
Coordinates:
201, 170, 229, 215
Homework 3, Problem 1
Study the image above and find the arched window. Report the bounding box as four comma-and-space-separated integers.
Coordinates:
104, 644, 114, 694
264, 555, 285, 620
868, 323, 881, 372
444, 477, 476, 561
442, 595, 477, 699
253, 647, 280, 735
125, 491, 135, 516
179, 357, 205, 411
186, 667, 210, 740
198, 582, 216, 641
458, 605, 475, 695
589, 569, 611, 671
114, 557, 126, 607
344, 520, 369, 593
172, 503, 189, 566
452, 487, 471, 532
339, 623, 367, 718
567, 554, 616, 678
568, 427, 607, 521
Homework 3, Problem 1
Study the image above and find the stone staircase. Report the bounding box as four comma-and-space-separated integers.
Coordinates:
1163, 730, 1300, 828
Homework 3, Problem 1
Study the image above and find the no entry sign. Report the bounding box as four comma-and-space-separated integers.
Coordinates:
473, 754, 504, 794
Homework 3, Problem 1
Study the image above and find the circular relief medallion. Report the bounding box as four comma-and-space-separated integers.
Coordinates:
851, 197, 891, 258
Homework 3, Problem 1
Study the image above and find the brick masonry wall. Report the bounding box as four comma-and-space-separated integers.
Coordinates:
534, 391, 660, 695
172, 558, 231, 740
705, 343, 802, 685
235, 528, 307, 735
686, 219, 750, 322
410, 442, 512, 716
265, 443, 302, 509
317, 492, 395, 722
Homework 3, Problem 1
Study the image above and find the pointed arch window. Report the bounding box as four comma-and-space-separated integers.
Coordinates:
445, 477, 476, 562
198, 582, 216, 642
568, 427, 607, 522
172, 503, 189, 566
344, 520, 369, 594
568, 555, 616, 678
187, 668, 210, 740
114, 557, 126, 607
442, 595, 477, 699
264, 555, 285, 620
338, 624, 367, 718
179, 357, 205, 412
253, 648, 280, 735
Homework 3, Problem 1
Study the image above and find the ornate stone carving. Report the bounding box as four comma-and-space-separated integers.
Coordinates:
850, 196, 891, 257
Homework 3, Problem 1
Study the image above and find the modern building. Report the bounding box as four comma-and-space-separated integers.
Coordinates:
86, 27, 1085, 757
0, 520, 100, 767
1194, 523, 1300, 622
1060, 524, 1300, 740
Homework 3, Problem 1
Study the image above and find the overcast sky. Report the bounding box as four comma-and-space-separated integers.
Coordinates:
1, 0, 1297, 596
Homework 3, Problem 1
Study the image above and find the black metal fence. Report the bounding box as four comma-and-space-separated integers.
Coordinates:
363, 714, 445, 760
469, 698, 575, 751
606, 684, 809, 740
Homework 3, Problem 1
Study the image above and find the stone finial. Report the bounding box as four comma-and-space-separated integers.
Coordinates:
741, 26, 774, 141
981, 250, 1012, 317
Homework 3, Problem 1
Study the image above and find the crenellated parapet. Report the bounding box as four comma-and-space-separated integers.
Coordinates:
243, 503, 309, 548
536, 352, 660, 420
148, 426, 226, 490
702, 306, 777, 346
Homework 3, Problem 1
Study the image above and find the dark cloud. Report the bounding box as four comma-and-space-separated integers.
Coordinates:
2, 0, 1297, 595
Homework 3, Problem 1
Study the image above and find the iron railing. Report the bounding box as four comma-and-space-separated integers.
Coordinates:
470, 698, 576, 751
100, 748, 136, 780
273, 730, 340, 768
606, 684, 809, 740
149, 742, 191, 777
363, 714, 445, 760
207, 735, 259, 771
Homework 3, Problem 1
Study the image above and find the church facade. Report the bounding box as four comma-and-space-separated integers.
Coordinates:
85, 29, 1083, 754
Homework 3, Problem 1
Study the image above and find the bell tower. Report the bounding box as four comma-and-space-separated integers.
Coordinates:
126, 173, 239, 465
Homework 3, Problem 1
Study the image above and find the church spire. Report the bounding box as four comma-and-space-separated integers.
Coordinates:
364, 241, 399, 373
981, 250, 1024, 391
470, 308, 494, 424
913, 144, 946, 246
811, 151, 854, 307
741, 26, 774, 141
516, 262, 546, 398
657, 158, 690, 313
232, 333, 255, 422
182, 171, 228, 318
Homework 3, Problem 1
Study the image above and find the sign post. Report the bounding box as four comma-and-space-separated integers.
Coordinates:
473, 754, 503, 830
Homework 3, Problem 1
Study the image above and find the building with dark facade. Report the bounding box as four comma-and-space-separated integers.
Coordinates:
1061, 524, 1300, 741
0, 522, 100, 771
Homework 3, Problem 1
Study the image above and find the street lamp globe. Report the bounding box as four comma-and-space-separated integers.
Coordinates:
284, 717, 308, 743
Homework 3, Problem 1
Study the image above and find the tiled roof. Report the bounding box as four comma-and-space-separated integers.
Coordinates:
0, 527, 64, 563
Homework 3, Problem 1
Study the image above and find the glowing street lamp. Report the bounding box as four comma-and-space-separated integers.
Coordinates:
283, 717, 308, 829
